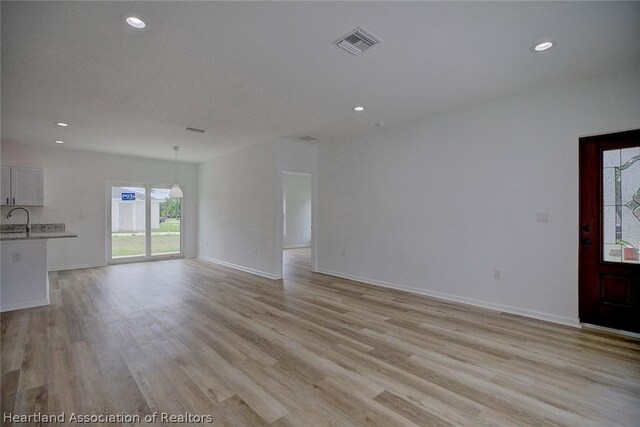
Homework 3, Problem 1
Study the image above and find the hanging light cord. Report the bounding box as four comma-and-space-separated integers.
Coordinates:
174, 148, 178, 182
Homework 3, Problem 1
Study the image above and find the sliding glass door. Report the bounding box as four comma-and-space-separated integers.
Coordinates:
109, 183, 183, 263
111, 186, 147, 260
150, 187, 181, 256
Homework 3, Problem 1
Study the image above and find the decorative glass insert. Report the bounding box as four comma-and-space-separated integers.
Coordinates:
602, 148, 640, 264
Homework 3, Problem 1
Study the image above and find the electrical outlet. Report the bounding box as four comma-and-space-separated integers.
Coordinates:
13, 253, 21, 263
254, 248, 258, 255
536, 212, 549, 223
341, 250, 346, 257
493, 268, 501, 279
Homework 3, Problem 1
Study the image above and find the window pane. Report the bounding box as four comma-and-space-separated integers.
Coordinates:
151, 188, 181, 256
602, 149, 640, 264
111, 186, 146, 258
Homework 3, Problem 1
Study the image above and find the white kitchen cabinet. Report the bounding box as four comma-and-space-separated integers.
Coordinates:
0, 165, 44, 206
0, 165, 10, 206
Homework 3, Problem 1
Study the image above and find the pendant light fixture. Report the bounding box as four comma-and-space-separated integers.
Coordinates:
169, 146, 184, 198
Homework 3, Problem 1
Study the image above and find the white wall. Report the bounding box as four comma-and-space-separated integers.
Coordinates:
317, 65, 640, 326
0, 141, 198, 269
198, 138, 317, 279
283, 173, 312, 249
198, 140, 279, 278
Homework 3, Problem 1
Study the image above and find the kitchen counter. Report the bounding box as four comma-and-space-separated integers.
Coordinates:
0, 232, 78, 241
1, 224, 77, 312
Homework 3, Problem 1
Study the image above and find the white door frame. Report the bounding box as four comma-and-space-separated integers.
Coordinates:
106, 181, 186, 265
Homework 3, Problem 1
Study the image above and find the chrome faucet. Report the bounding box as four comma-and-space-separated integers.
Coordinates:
6, 207, 31, 236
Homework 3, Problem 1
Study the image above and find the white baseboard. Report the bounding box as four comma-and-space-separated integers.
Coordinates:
314, 268, 580, 328
1, 298, 50, 313
283, 244, 311, 249
198, 256, 281, 280
49, 262, 106, 272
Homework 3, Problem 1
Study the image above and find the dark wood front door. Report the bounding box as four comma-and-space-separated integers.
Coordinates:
579, 129, 640, 333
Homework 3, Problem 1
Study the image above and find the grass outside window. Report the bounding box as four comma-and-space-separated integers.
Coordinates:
112, 218, 181, 257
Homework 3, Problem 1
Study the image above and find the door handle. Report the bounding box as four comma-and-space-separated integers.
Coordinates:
12, 197, 15, 205
5, 198, 7, 205
581, 238, 592, 244
582, 225, 592, 232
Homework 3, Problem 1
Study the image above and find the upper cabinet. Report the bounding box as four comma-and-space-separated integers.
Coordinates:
1, 165, 44, 206
0, 166, 11, 206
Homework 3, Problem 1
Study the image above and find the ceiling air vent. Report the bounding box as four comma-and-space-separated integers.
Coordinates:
334, 27, 382, 56
185, 127, 206, 134
298, 135, 318, 142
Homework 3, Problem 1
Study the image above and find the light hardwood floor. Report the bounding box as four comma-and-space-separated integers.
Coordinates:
2, 248, 639, 426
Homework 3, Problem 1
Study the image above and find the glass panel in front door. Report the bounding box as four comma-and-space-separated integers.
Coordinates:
602, 148, 640, 264
111, 186, 147, 258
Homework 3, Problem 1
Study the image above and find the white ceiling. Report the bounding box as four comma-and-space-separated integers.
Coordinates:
2, 1, 639, 162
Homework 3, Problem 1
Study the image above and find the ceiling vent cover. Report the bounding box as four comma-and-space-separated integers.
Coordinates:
334, 27, 382, 56
185, 127, 206, 134
298, 135, 318, 142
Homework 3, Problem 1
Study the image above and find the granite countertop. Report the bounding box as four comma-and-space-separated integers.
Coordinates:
0, 232, 78, 241
0, 223, 77, 241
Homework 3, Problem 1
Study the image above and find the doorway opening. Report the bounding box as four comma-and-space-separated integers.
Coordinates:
282, 171, 312, 276
108, 183, 184, 264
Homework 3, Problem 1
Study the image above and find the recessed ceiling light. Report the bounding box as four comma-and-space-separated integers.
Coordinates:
56, 122, 68, 127
531, 41, 553, 52
353, 105, 365, 112
125, 16, 146, 30
54, 140, 64, 144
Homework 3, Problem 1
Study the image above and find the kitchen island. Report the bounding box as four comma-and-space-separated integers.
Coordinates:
1, 224, 77, 312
